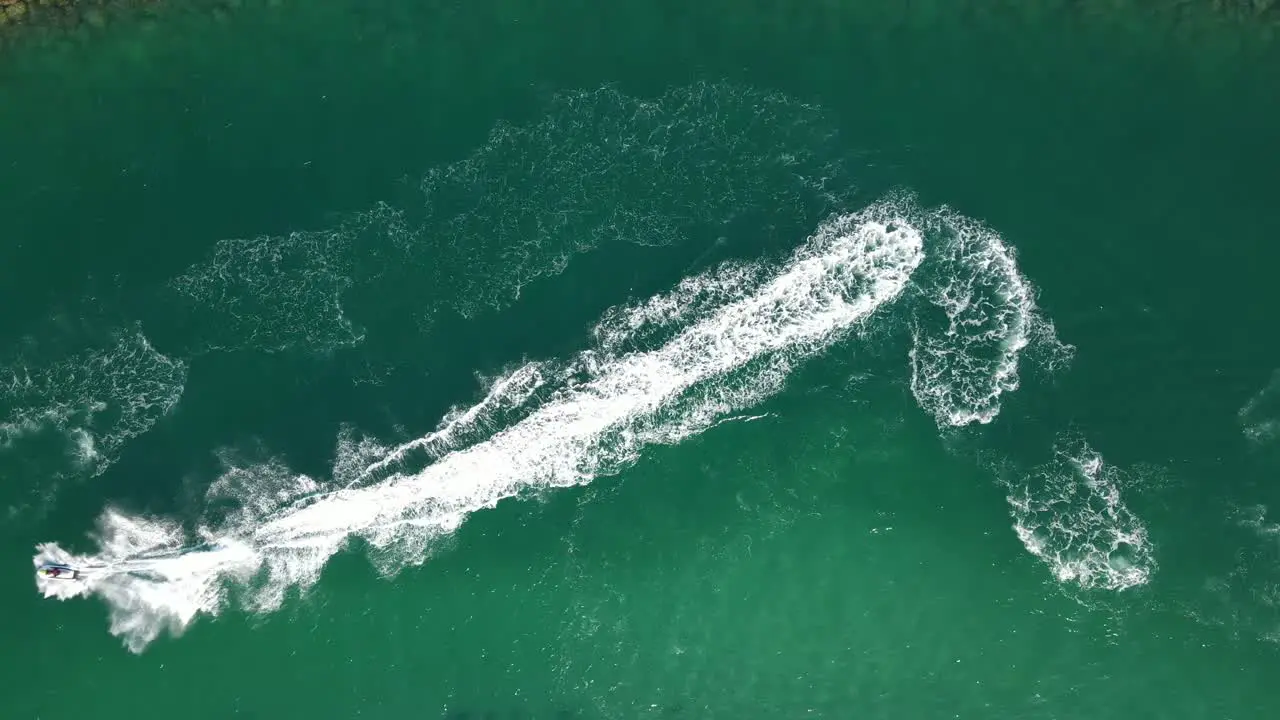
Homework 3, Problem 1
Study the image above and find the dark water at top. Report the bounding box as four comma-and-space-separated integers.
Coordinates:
2, 1, 1280, 718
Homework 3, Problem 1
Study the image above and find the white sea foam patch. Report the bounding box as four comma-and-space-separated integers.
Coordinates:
165, 206, 403, 354
1001, 435, 1153, 591
1240, 369, 1280, 447
402, 82, 853, 321
906, 204, 1074, 428
1190, 504, 1280, 645
0, 330, 187, 479
163, 83, 850, 356
35, 206, 924, 652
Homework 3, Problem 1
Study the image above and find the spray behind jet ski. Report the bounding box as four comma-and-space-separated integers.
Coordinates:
34, 539, 237, 591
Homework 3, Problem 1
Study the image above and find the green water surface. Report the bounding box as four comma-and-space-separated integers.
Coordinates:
2, 1, 1279, 718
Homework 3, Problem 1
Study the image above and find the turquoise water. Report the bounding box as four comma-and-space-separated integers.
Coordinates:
3, 1, 1280, 718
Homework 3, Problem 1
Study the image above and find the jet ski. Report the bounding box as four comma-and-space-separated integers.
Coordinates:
37, 563, 80, 581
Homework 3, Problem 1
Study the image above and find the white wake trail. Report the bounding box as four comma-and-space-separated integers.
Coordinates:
35, 203, 924, 652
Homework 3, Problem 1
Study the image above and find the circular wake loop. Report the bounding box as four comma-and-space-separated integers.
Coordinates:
902, 202, 1074, 429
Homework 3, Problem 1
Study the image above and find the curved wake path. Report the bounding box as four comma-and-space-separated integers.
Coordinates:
34, 193, 1146, 652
